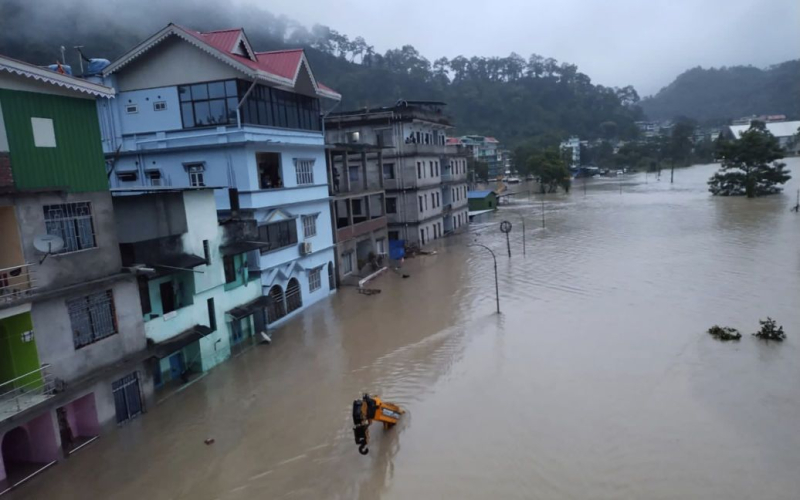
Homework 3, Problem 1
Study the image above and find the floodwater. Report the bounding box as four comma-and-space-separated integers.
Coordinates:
13, 161, 800, 500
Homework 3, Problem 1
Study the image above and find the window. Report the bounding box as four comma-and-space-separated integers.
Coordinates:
417, 162, 422, 179
302, 214, 317, 238
31, 117, 57, 147
429, 161, 434, 178
153, 101, 167, 111
238, 82, 321, 131
223, 255, 237, 284
207, 298, 216, 331
43, 202, 96, 253
21, 330, 34, 343
420, 229, 425, 245
295, 159, 315, 185
348, 165, 359, 183
117, 171, 137, 182
376, 238, 386, 255
419, 196, 423, 212
112, 372, 142, 424
386, 197, 397, 214
389, 230, 400, 240
258, 220, 298, 252
179, 80, 238, 128
347, 131, 360, 143
146, 170, 162, 186
435, 161, 439, 177
187, 164, 205, 187
68, 290, 117, 349
383, 162, 395, 180
309, 267, 322, 292
377, 129, 393, 147
257, 153, 282, 189
202, 239, 210, 265
342, 252, 354, 275
125, 104, 138, 114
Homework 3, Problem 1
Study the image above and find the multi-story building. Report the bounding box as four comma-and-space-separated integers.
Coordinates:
560, 136, 581, 166
92, 24, 340, 331
111, 187, 263, 392
326, 100, 469, 247
325, 144, 388, 284
459, 135, 502, 179
0, 56, 153, 491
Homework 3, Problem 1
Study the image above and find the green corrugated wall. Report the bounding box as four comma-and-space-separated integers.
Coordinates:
0, 88, 107, 192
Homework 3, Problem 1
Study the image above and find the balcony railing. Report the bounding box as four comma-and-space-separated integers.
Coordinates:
0, 364, 56, 419
0, 263, 37, 306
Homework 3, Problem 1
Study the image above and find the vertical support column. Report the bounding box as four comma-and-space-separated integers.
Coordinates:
378, 149, 384, 189
361, 151, 368, 191
347, 198, 354, 227
344, 150, 351, 193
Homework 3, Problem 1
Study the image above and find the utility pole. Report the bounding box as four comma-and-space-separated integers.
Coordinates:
541, 198, 545, 228
518, 213, 526, 257
469, 244, 500, 314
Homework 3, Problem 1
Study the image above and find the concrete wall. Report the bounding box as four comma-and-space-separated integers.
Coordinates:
32, 279, 145, 383
14, 191, 122, 291
114, 86, 182, 136
113, 192, 188, 243
115, 37, 242, 92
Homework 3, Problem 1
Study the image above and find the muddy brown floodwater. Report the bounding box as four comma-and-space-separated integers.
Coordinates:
13, 161, 800, 500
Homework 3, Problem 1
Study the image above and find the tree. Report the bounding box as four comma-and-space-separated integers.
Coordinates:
708, 122, 791, 197
667, 120, 695, 182
528, 148, 571, 193
468, 158, 489, 182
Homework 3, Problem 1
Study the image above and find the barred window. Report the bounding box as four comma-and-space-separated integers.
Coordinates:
309, 267, 322, 292
295, 159, 315, 185
68, 290, 118, 349
43, 202, 96, 253
342, 252, 354, 275
302, 214, 317, 238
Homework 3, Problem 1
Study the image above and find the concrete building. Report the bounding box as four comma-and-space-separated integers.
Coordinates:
325, 144, 388, 285
0, 55, 153, 492
727, 120, 800, 155
560, 136, 581, 167
112, 188, 263, 390
459, 135, 502, 179
326, 100, 469, 247
93, 24, 340, 331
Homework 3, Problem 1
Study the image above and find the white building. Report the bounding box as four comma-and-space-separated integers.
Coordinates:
728, 120, 800, 155
560, 136, 581, 166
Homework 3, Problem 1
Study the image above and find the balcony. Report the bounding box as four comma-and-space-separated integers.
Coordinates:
0, 364, 55, 423
0, 264, 37, 307
396, 143, 448, 157
336, 216, 388, 242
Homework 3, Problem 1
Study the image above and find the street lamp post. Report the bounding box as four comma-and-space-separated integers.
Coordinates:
469, 243, 500, 314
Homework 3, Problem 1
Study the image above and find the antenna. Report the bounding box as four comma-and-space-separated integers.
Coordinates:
60, 45, 66, 65
33, 234, 65, 264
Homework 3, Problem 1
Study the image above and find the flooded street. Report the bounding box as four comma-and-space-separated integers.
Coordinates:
13, 161, 800, 500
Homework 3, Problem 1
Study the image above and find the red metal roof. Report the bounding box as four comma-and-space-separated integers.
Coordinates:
176, 26, 338, 97
446, 137, 462, 145
255, 50, 303, 81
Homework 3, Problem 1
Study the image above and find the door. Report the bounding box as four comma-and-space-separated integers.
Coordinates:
112, 372, 142, 424
159, 282, 175, 314
168, 352, 185, 381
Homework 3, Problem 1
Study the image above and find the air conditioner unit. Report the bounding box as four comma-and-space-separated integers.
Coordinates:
300, 241, 312, 255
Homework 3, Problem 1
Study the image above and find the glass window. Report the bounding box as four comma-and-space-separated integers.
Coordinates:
302, 215, 317, 238
43, 202, 96, 253
208, 81, 226, 99
383, 163, 395, 179
258, 220, 298, 252
68, 290, 118, 349
190, 83, 208, 100
227, 97, 239, 122
386, 197, 397, 214
296, 159, 315, 185
257, 153, 282, 189
342, 252, 353, 275
309, 267, 322, 292
193, 101, 211, 126
223, 256, 237, 284
181, 103, 195, 128
225, 80, 238, 96
179, 86, 192, 102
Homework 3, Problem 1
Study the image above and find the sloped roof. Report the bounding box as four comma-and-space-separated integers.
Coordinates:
103, 24, 340, 100
446, 137, 462, 145
729, 121, 800, 139
467, 190, 495, 199
0, 54, 115, 98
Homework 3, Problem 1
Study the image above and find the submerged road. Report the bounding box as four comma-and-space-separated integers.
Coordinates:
12, 161, 800, 499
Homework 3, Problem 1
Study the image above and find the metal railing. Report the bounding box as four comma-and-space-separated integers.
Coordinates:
0, 263, 37, 305
0, 364, 55, 416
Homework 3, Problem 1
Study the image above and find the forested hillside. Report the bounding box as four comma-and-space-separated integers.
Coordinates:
0, 0, 643, 148
640, 61, 800, 122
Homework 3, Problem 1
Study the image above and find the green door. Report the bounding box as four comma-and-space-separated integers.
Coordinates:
0, 312, 43, 392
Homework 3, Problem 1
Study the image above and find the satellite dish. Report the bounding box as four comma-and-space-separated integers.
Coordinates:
34, 234, 65, 263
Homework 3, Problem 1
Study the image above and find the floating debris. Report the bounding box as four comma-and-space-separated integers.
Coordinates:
752, 317, 786, 342
707, 325, 742, 341
358, 288, 381, 295
204, 438, 215, 445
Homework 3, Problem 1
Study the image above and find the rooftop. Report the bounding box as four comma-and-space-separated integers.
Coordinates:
0, 54, 115, 98
729, 120, 800, 139
467, 190, 495, 199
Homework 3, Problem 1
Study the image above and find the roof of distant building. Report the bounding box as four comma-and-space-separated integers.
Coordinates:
446, 137, 462, 145
467, 190, 495, 199
729, 120, 800, 139
102, 24, 339, 100
0, 54, 115, 98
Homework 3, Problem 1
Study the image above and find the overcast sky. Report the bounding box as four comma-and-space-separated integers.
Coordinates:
245, 0, 799, 96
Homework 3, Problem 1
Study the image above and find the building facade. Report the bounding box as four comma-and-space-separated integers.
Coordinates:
459, 135, 502, 179
325, 145, 388, 284
93, 24, 340, 330
560, 136, 581, 167
0, 56, 153, 492
326, 101, 469, 247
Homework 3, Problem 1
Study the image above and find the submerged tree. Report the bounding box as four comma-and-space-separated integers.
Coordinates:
708, 122, 791, 197
528, 148, 571, 193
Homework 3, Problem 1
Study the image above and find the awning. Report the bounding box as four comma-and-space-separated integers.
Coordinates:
227, 296, 270, 321
220, 241, 270, 257
152, 254, 207, 275
149, 324, 213, 359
